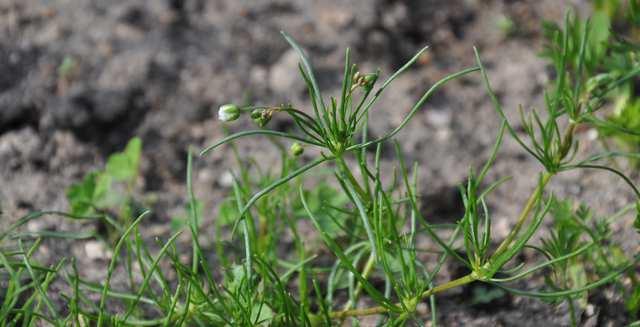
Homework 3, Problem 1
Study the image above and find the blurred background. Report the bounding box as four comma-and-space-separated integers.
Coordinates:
0, 0, 590, 221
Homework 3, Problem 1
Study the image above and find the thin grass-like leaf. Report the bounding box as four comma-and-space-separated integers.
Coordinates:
300, 187, 396, 311
473, 47, 544, 164
200, 130, 322, 156
562, 164, 640, 197
493, 258, 637, 298
232, 156, 334, 236
348, 66, 480, 151
120, 231, 182, 322
354, 45, 431, 122
97, 210, 150, 327
281, 32, 326, 111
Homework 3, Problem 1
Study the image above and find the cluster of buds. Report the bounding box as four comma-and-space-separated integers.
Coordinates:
250, 108, 274, 127
351, 71, 378, 92
218, 103, 282, 128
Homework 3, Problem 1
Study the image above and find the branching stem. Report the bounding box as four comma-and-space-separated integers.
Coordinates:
328, 274, 476, 319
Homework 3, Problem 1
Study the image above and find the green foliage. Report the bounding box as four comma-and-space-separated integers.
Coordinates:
545, 2, 640, 167
3, 9, 640, 326
57, 56, 77, 80
171, 199, 203, 233
540, 199, 592, 310
629, 285, 640, 317
538, 197, 639, 321
542, 11, 610, 74
66, 137, 142, 218
106, 137, 142, 182
496, 14, 515, 37
471, 285, 506, 305
295, 182, 350, 239
66, 171, 114, 216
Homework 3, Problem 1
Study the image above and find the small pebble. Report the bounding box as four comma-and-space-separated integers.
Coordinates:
85, 240, 107, 260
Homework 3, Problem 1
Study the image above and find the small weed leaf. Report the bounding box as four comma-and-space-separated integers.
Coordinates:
471, 285, 506, 305
106, 137, 142, 181
66, 172, 114, 216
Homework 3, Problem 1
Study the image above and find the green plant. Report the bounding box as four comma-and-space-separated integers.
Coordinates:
532, 198, 638, 324
496, 14, 516, 38
1, 10, 640, 327
198, 22, 640, 324
544, 1, 640, 168
66, 137, 143, 235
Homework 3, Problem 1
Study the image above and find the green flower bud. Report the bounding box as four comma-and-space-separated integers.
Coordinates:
352, 71, 361, 84
362, 73, 378, 91
290, 142, 304, 157
251, 109, 272, 127
218, 103, 240, 122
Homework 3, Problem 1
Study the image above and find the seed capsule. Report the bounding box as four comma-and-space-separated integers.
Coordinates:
251, 109, 272, 127
362, 73, 378, 91
290, 142, 304, 156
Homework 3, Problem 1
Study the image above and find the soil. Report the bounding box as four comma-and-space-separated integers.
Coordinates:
0, 0, 637, 325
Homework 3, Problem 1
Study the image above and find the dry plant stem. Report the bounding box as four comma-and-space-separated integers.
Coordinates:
329, 274, 476, 319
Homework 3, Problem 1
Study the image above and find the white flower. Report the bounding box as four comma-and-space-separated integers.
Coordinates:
218, 104, 240, 122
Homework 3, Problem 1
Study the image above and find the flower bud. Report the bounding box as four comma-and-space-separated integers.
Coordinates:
251, 109, 272, 127
352, 71, 361, 84
362, 73, 378, 91
218, 104, 240, 122
290, 142, 304, 157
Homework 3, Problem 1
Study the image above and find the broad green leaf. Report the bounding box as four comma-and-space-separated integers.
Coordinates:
124, 137, 142, 168
471, 285, 506, 305
67, 172, 98, 216
106, 153, 132, 180
106, 137, 142, 181
251, 303, 274, 326
67, 172, 114, 216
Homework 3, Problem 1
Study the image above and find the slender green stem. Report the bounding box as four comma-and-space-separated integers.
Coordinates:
336, 156, 368, 200
341, 253, 376, 312
328, 274, 476, 319
491, 172, 553, 259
